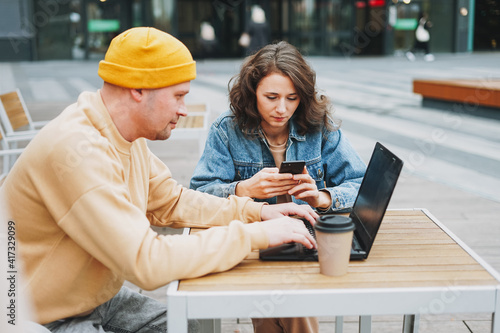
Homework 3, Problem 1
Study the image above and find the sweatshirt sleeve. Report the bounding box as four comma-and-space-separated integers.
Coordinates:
58, 185, 269, 290
146, 153, 264, 228
43, 130, 269, 290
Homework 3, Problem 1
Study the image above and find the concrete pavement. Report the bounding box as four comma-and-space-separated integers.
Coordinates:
1, 51, 500, 332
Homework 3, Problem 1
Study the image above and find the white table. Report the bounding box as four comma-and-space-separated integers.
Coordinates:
167, 209, 500, 332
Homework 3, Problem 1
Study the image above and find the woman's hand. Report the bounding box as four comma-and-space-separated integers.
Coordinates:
235, 167, 298, 199
288, 167, 332, 209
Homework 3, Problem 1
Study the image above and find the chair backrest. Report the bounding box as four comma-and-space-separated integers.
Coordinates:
0, 124, 23, 174
0, 123, 8, 150
0, 172, 7, 187
0, 89, 34, 135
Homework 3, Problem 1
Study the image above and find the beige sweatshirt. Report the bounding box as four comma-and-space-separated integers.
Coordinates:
1, 91, 269, 324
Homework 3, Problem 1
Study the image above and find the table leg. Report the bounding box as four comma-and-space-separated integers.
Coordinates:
198, 319, 221, 333
335, 316, 343, 333
167, 295, 188, 332
402, 314, 420, 333
493, 287, 500, 333
359, 315, 371, 333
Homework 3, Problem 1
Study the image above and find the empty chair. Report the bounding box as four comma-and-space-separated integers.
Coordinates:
167, 102, 210, 157
0, 89, 49, 137
0, 124, 25, 176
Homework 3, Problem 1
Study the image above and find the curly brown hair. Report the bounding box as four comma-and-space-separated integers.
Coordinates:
228, 41, 336, 137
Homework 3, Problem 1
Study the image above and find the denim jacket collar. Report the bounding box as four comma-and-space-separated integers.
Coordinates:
190, 111, 366, 214
288, 117, 307, 142
257, 116, 307, 147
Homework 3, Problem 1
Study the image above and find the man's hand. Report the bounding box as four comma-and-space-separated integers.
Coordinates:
261, 202, 319, 225
261, 217, 317, 249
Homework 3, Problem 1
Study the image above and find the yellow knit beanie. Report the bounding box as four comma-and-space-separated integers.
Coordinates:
98, 27, 196, 89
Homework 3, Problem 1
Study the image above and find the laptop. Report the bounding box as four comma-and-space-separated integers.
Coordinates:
259, 142, 403, 261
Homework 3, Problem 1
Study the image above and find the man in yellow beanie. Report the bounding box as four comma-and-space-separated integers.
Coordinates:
1, 27, 317, 332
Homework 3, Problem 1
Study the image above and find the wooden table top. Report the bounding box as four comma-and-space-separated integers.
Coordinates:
179, 209, 498, 292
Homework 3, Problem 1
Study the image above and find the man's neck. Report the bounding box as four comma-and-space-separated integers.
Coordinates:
100, 86, 138, 142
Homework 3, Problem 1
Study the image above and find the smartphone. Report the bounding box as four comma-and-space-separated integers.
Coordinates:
279, 161, 305, 174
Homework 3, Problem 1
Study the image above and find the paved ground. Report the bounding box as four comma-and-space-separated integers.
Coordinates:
1, 51, 499, 332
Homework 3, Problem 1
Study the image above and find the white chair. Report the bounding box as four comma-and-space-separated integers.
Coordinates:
0, 122, 26, 176
168, 103, 210, 157
0, 89, 49, 138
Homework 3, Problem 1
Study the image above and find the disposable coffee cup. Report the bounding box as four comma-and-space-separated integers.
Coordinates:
314, 215, 356, 277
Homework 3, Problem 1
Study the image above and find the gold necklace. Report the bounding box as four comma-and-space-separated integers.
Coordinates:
262, 131, 288, 147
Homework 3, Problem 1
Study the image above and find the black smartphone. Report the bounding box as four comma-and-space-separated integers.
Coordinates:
279, 161, 305, 174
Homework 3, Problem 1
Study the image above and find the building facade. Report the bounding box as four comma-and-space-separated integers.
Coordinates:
0, 0, 497, 62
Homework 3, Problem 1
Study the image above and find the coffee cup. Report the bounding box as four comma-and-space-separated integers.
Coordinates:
314, 215, 356, 276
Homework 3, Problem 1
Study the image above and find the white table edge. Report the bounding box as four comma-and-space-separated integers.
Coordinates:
166, 208, 500, 332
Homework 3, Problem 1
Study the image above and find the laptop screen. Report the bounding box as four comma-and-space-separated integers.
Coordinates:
350, 142, 403, 253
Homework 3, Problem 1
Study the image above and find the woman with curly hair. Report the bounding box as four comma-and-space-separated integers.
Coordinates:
190, 40, 365, 333
191, 40, 365, 213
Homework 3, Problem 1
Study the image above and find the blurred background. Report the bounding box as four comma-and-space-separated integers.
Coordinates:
1, 0, 499, 62
1, 2, 500, 331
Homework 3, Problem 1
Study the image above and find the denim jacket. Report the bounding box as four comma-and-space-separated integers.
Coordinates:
190, 111, 366, 213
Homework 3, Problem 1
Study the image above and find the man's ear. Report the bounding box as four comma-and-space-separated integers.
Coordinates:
129, 88, 143, 102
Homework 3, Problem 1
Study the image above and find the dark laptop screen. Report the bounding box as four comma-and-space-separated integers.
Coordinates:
350, 143, 403, 252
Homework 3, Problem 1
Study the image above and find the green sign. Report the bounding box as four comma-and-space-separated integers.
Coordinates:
394, 18, 418, 30
88, 19, 120, 33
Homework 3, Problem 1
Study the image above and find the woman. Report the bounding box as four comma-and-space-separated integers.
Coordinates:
406, 11, 434, 62
190, 41, 365, 332
191, 41, 365, 213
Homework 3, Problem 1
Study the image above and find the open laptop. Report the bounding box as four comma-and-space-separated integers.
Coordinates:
259, 142, 403, 261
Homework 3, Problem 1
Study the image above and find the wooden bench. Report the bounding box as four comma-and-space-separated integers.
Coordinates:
169, 103, 210, 157
413, 79, 500, 110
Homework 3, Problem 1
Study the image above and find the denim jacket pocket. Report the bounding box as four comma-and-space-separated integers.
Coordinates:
234, 165, 263, 182
305, 161, 325, 189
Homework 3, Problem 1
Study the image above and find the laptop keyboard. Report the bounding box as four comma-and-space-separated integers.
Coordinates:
301, 219, 317, 255
302, 218, 316, 239
303, 218, 362, 254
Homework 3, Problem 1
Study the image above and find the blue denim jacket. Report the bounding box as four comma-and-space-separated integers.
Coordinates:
190, 111, 366, 213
